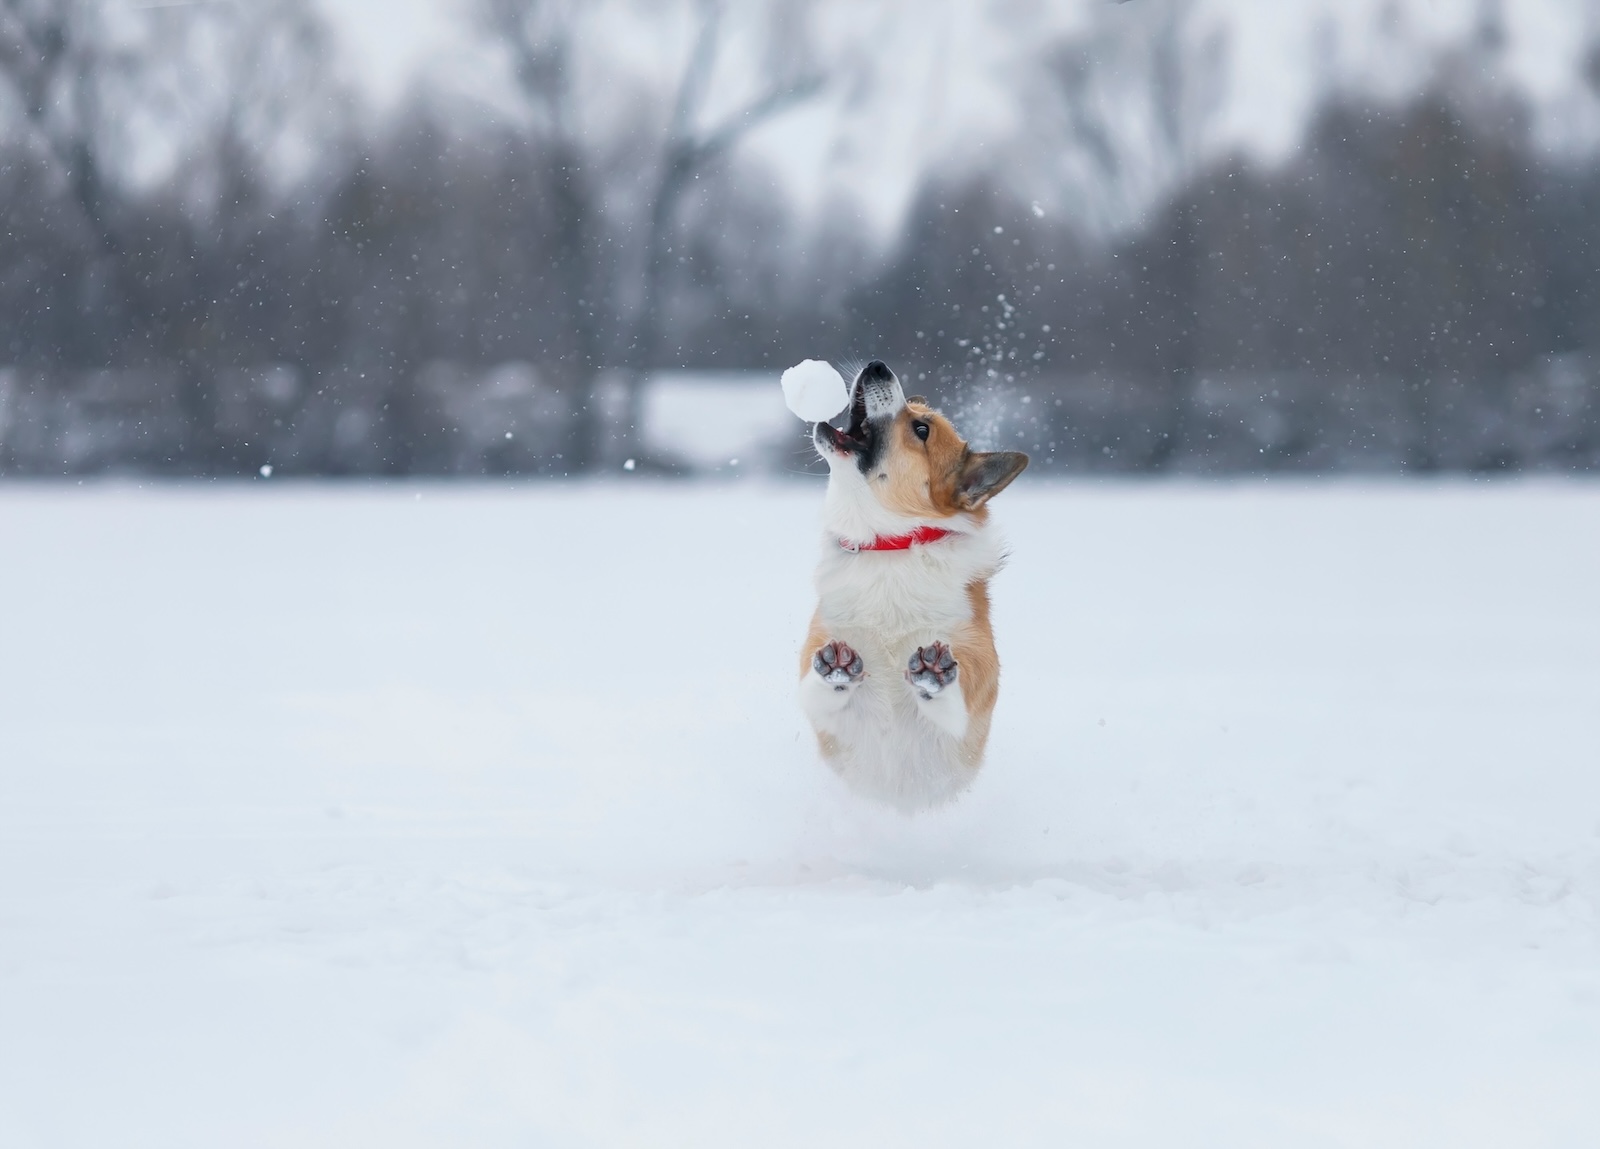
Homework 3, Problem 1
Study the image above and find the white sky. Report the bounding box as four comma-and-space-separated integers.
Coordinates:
318, 0, 456, 109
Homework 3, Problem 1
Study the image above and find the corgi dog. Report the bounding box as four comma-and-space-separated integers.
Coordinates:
799, 360, 1028, 810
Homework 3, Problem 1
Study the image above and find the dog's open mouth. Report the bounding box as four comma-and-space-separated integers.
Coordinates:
814, 375, 871, 456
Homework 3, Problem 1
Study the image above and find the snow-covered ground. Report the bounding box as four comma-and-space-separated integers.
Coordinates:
640, 372, 794, 473
2, 480, 1598, 1147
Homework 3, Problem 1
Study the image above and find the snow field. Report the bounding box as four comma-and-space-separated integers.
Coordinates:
1, 480, 1598, 1147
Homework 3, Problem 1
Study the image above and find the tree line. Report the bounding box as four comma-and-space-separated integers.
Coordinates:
2, 0, 1597, 475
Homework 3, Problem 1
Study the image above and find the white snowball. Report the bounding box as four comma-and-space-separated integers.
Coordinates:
780, 359, 849, 423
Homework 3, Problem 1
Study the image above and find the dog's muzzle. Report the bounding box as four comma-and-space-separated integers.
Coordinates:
857, 360, 905, 421
813, 360, 905, 461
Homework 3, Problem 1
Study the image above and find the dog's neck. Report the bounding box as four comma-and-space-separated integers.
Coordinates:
823, 468, 956, 546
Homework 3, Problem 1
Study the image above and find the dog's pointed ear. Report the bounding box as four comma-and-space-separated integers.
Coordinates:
956, 451, 1029, 510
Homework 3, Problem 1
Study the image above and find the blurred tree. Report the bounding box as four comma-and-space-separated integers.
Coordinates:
483, 0, 823, 465
0, 0, 139, 363
1039, 0, 1228, 234
483, 0, 606, 466
153, 0, 350, 471
1037, 0, 1230, 465
0, 0, 348, 470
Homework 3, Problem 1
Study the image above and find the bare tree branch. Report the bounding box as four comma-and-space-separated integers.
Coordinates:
691, 72, 825, 166
478, 0, 828, 462
487, 0, 574, 134
633, 3, 827, 374
667, 0, 721, 144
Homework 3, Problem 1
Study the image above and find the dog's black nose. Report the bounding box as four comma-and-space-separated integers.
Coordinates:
860, 360, 893, 382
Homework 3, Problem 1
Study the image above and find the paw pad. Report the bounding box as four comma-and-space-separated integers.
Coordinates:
813, 640, 865, 689
906, 642, 958, 698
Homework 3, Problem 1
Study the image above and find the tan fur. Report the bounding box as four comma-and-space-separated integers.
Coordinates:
880, 403, 977, 521
878, 401, 1022, 522
800, 607, 830, 680
953, 585, 992, 720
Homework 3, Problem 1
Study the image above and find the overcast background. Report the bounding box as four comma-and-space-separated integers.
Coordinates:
2, 0, 1599, 476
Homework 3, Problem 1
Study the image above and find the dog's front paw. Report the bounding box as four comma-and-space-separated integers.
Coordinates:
813, 640, 865, 691
906, 642, 958, 699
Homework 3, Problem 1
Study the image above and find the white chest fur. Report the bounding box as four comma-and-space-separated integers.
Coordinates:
813, 532, 996, 647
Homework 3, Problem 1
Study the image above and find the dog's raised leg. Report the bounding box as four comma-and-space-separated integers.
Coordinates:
799, 639, 866, 727
906, 641, 968, 740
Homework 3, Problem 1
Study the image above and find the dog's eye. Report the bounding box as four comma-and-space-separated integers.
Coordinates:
912, 420, 930, 442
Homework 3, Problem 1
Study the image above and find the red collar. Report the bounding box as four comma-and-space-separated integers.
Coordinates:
841, 525, 958, 552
